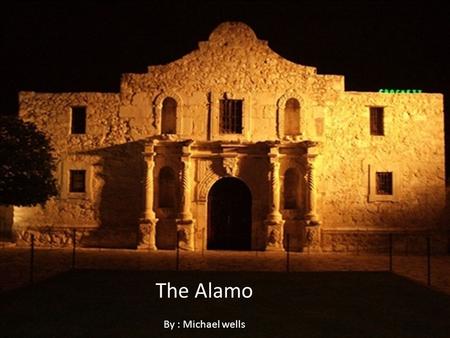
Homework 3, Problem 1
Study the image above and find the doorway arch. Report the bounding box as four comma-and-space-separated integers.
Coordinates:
207, 177, 252, 250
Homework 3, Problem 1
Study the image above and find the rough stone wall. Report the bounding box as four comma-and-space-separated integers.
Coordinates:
317, 93, 446, 234
19, 92, 123, 154
12, 22, 446, 250
15, 92, 142, 247
118, 22, 343, 142
320, 229, 448, 254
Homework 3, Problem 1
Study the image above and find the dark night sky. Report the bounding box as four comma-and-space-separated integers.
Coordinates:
2, 1, 450, 178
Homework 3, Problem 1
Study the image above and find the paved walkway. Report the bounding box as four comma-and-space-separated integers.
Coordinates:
1, 248, 449, 294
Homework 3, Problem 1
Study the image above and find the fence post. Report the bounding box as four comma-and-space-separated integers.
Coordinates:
30, 234, 35, 284
286, 234, 290, 273
405, 233, 409, 256
176, 231, 180, 271
202, 228, 205, 257
72, 228, 76, 270
356, 230, 359, 256
427, 236, 431, 287
389, 233, 393, 272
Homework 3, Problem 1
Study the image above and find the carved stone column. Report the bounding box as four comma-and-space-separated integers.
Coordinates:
303, 152, 321, 252
138, 142, 158, 250
304, 154, 319, 225
176, 141, 195, 251
265, 146, 285, 251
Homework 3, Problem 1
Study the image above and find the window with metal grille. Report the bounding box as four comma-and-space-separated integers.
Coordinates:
71, 106, 86, 134
376, 172, 393, 195
370, 107, 384, 135
69, 170, 86, 193
219, 99, 243, 134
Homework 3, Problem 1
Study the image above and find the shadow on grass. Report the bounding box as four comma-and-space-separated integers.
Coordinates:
1, 270, 449, 338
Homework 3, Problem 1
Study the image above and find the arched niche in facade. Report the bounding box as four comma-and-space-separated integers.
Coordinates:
153, 91, 183, 135
277, 92, 304, 139
161, 97, 177, 134
158, 166, 177, 208
283, 168, 299, 209
284, 98, 300, 136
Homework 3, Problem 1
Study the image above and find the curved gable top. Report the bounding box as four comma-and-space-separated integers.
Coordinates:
148, 22, 317, 73
208, 22, 258, 47
137, 22, 344, 94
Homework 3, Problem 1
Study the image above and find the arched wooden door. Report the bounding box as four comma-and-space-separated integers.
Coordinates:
207, 177, 252, 250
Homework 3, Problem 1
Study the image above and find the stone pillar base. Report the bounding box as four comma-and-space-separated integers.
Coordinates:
304, 224, 321, 252
137, 219, 158, 250
264, 219, 285, 251
176, 219, 195, 251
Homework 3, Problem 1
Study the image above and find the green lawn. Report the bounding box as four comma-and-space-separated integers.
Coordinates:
1, 270, 449, 338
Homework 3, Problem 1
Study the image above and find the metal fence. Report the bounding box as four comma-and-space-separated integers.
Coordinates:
20, 229, 449, 290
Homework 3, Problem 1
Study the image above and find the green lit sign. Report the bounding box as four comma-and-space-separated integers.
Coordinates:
379, 89, 422, 93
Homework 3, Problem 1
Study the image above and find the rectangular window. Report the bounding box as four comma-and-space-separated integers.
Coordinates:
376, 172, 393, 195
69, 170, 86, 193
370, 107, 384, 135
71, 106, 86, 134
219, 99, 243, 134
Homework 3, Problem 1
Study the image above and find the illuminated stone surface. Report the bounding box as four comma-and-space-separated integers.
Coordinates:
12, 22, 446, 251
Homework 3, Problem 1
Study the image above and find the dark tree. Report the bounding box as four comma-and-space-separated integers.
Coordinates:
0, 116, 57, 206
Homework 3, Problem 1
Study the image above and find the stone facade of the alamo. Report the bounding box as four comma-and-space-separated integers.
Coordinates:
12, 22, 446, 252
